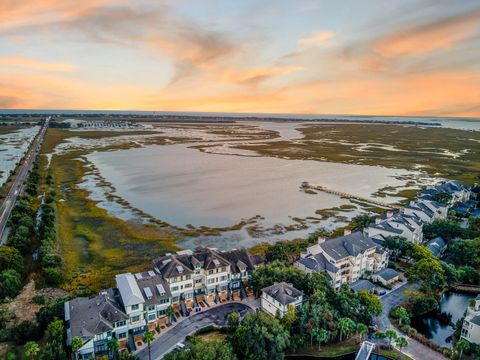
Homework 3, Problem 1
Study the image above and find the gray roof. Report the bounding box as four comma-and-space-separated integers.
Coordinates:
470, 316, 480, 326
427, 236, 446, 257
375, 268, 400, 281
262, 282, 304, 306
67, 289, 128, 341
116, 273, 145, 307
220, 248, 255, 274
296, 252, 339, 273
350, 280, 376, 293
320, 232, 378, 260
134, 271, 172, 306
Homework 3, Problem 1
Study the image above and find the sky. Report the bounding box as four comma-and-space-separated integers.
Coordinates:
0, 0, 479, 117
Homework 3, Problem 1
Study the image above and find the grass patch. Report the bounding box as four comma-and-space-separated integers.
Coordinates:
288, 339, 358, 357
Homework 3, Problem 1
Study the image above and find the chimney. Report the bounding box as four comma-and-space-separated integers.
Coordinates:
375, 217, 381, 225
343, 229, 352, 236
386, 210, 393, 218
317, 236, 326, 244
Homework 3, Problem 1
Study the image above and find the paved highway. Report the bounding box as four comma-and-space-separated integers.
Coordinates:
0, 117, 49, 244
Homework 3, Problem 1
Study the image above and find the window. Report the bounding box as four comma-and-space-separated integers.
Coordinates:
115, 320, 126, 328
131, 315, 140, 323
195, 279, 202, 284
171, 286, 179, 291
117, 332, 127, 340
208, 278, 215, 284
185, 283, 192, 288
208, 270, 214, 275
159, 298, 169, 304
107, 331, 112, 338
147, 305, 155, 311
220, 276, 227, 281
131, 304, 139, 311
186, 274, 191, 280
148, 314, 156, 321
157, 310, 166, 316
221, 267, 226, 272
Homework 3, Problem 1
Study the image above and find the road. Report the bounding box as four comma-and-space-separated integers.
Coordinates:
374, 282, 448, 360
136, 302, 253, 360
0, 117, 49, 243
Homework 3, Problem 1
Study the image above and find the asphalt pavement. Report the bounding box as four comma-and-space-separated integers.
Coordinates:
0, 118, 49, 243
136, 302, 253, 360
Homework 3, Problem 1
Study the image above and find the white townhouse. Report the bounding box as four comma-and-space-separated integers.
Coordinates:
261, 282, 304, 317
403, 199, 448, 223
365, 210, 423, 244
461, 295, 480, 344
295, 230, 388, 290
420, 180, 471, 204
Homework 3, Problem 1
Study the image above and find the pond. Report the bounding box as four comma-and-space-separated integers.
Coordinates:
411, 291, 474, 347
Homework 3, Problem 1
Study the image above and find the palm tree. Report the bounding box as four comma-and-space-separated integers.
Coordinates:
166, 305, 175, 325
108, 337, 119, 360
24, 341, 40, 360
143, 330, 155, 360
337, 317, 356, 342
385, 329, 397, 349
395, 336, 408, 352
312, 328, 329, 351
356, 323, 368, 343
71, 336, 84, 360
374, 331, 386, 341
455, 339, 470, 360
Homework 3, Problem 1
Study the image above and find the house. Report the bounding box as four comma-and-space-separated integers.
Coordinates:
294, 230, 388, 290
365, 211, 423, 244
403, 199, 448, 223
350, 279, 376, 294
419, 180, 470, 204
461, 295, 480, 344
220, 248, 256, 299
426, 236, 447, 258
115, 273, 147, 345
65, 289, 129, 359
261, 282, 304, 317
372, 268, 401, 286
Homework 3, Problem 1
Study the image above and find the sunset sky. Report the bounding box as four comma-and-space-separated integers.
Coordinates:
1, 0, 479, 117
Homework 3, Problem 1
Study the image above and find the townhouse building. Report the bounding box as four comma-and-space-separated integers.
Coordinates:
419, 180, 471, 204
461, 295, 480, 344
294, 231, 388, 290
403, 199, 448, 223
365, 210, 423, 244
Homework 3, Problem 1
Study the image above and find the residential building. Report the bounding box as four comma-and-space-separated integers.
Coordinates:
65, 289, 129, 359
294, 231, 388, 290
403, 199, 448, 223
350, 279, 376, 294
372, 268, 401, 286
261, 282, 304, 317
365, 210, 423, 244
419, 180, 471, 204
461, 295, 480, 344
426, 236, 447, 258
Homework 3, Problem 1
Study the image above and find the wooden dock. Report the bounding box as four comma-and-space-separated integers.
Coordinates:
301, 182, 402, 210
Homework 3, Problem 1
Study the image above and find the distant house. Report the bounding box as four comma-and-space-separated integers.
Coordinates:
261, 282, 304, 317
65, 289, 129, 359
294, 230, 388, 290
426, 236, 447, 258
403, 199, 448, 223
372, 268, 401, 286
461, 295, 480, 344
419, 180, 471, 204
365, 210, 423, 244
350, 279, 376, 294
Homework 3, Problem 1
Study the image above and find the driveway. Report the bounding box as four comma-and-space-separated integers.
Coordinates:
136, 302, 253, 360
374, 282, 448, 360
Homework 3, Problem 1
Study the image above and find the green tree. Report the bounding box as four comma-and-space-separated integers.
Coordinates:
227, 310, 240, 333
71, 336, 84, 360
39, 340, 67, 360
385, 329, 397, 349
143, 331, 155, 360
406, 257, 445, 291
375, 331, 386, 340
423, 219, 468, 242
356, 323, 368, 343
0, 246, 24, 273
358, 290, 382, 317
337, 317, 356, 342
395, 336, 408, 351
383, 236, 410, 261
455, 339, 470, 360
46, 319, 64, 343
108, 337, 119, 360
391, 306, 411, 326
312, 328, 329, 350
166, 305, 175, 325
164, 337, 235, 360
24, 341, 40, 360
0, 269, 22, 299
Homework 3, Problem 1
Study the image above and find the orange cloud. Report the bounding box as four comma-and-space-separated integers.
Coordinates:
0, 56, 75, 72
299, 31, 334, 48
222, 65, 304, 85
374, 11, 480, 58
